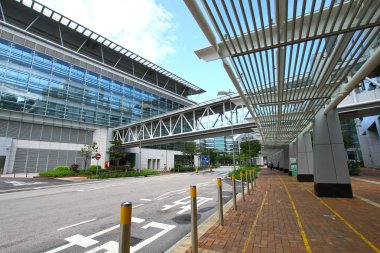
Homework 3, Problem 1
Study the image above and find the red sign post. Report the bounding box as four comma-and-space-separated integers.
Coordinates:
95, 153, 101, 176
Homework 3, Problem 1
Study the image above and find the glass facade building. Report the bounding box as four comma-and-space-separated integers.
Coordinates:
0, 0, 204, 173
0, 38, 187, 127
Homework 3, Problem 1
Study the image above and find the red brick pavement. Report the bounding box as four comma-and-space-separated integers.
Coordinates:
183, 167, 380, 253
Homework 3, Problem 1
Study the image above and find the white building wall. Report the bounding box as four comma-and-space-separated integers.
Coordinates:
127, 147, 199, 170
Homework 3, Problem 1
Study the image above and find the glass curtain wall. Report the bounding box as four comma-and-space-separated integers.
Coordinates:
0, 38, 185, 127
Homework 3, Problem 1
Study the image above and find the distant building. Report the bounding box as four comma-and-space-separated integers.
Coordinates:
0, 0, 204, 173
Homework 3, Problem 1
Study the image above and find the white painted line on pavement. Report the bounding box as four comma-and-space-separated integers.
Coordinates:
354, 194, 380, 208
57, 218, 97, 231
140, 198, 152, 201
351, 177, 380, 185
132, 204, 144, 209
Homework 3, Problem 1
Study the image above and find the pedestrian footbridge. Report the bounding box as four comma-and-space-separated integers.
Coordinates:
113, 94, 256, 147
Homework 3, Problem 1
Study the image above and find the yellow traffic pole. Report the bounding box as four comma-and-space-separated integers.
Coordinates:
119, 201, 132, 253
190, 185, 198, 253
217, 178, 224, 226
240, 171, 245, 201
250, 169, 254, 190
246, 170, 250, 195
232, 175, 237, 210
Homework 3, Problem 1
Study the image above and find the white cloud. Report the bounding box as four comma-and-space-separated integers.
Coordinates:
37, 0, 176, 63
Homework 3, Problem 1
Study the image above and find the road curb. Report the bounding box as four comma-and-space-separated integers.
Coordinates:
166, 191, 243, 253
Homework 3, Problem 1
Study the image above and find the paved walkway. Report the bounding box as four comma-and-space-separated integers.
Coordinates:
172, 167, 380, 253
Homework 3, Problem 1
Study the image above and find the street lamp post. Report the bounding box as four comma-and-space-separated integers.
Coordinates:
217, 90, 236, 171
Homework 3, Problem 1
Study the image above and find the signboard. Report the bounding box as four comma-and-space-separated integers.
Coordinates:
290, 158, 297, 177
95, 153, 101, 160
201, 155, 209, 165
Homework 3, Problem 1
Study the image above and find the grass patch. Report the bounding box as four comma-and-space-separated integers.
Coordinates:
87, 170, 160, 179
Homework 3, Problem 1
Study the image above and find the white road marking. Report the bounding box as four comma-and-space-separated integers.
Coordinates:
76, 186, 115, 192
4, 181, 48, 186
84, 241, 118, 253
156, 196, 170, 201
57, 218, 97, 231
131, 222, 176, 253
139, 198, 152, 202
132, 204, 144, 209
162, 196, 213, 214
154, 188, 186, 200
46, 217, 145, 253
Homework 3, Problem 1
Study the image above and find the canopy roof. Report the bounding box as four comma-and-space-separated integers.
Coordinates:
186, 0, 380, 146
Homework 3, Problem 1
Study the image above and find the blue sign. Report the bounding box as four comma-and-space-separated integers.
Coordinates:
201, 155, 209, 165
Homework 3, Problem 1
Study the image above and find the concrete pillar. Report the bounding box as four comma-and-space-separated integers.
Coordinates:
282, 147, 290, 173
297, 132, 314, 182
313, 109, 353, 198
289, 141, 297, 176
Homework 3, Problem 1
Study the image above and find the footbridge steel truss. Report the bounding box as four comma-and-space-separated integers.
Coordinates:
113, 95, 256, 147
185, 0, 380, 146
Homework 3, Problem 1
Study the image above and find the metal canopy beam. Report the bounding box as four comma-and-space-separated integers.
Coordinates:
186, 0, 380, 147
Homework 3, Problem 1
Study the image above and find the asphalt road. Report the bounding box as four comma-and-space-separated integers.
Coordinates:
0, 167, 236, 253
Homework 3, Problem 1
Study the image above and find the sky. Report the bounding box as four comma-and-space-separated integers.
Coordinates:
37, 0, 235, 103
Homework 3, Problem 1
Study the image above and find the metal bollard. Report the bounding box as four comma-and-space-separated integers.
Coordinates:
240, 171, 245, 201
14, 169, 16, 178
26, 169, 28, 178
253, 169, 256, 187
217, 178, 224, 226
250, 169, 254, 190
246, 171, 250, 195
0, 167, 2, 177
190, 185, 198, 253
119, 201, 132, 253
232, 175, 237, 211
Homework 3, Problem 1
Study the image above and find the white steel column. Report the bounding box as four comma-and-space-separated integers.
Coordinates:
313, 109, 353, 198
297, 132, 314, 182
282, 147, 290, 174
288, 141, 297, 176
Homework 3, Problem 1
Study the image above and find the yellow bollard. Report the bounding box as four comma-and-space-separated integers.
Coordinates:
246, 170, 250, 195
217, 178, 223, 226
250, 169, 254, 190
119, 201, 132, 253
190, 185, 198, 253
240, 171, 245, 201
232, 175, 237, 210
195, 168, 198, 174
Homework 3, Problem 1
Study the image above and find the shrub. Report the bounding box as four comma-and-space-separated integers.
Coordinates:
70, 163, 79, 172
88, 170, 159, 179
108, 166, 132, 172
89, 165, 102, 171
55, 166, 70, 172
39, 170, 75, 177
76, 170, 94, 175
171, 164, 194, 173
347, 160, 360, 176
228, 165, 260, 181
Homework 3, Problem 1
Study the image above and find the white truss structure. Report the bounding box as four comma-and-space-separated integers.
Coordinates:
185, 0, 380, 146
113, 94, 256, 147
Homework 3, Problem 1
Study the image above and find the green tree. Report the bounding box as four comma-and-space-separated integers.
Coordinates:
109, 140, 125, 167
240, 140, 261, 161
80, 142, 98, 170
181, 142, 199, 166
